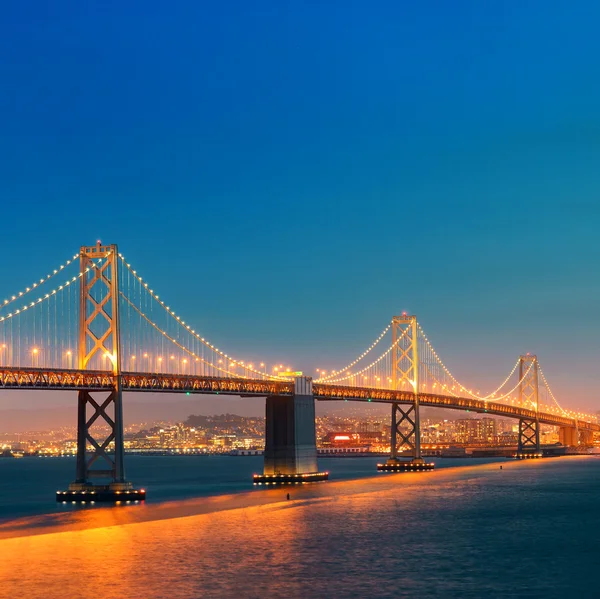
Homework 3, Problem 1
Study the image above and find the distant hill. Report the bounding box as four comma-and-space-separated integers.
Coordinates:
0, 392, 266, 433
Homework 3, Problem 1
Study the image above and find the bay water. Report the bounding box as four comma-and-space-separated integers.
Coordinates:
0, 455, 598, 598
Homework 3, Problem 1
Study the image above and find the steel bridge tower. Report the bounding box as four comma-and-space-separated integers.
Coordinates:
378, 314, 433, 472
515, 354, 542, 459
58, 242, 143, 502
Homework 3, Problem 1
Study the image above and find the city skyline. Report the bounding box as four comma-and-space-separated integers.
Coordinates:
1, 409, 564, 455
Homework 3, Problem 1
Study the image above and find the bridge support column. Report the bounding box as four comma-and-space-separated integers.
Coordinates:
57, 242, 144, 503
254, 377, 328, 485
377, 402, 434, 472
515, 418, 542, 459
58, 383, 144, 501
559, 426, 578, 447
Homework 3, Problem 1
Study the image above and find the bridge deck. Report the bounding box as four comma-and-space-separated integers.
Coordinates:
0, 367, 596, 432
313, 383, 596, 430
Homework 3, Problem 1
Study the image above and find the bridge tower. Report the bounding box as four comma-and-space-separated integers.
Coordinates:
515, 354, 542, 459
57, 242, 144, 502
378, 314, 433, 472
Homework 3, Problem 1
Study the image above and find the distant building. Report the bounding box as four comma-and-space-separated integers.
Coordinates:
212, 434, 236, 447
321, 432, 360, 447
320, 432, 372, 451
455, 418, 497, 444
358, 421, 382, 434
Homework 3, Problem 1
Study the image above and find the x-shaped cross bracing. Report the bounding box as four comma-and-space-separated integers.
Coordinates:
82, 259, 116, 369
518, 418, 539, 451
392, 404, 417, 452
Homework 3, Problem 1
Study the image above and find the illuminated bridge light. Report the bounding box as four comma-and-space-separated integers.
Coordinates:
253, 473, 329, 485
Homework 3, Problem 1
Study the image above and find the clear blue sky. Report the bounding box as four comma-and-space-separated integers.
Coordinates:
1, 1, 599, 412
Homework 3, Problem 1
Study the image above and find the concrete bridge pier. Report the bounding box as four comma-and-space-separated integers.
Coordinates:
515, 418, 542, 459
560, 426, 593, 447
559, 426, 579, 447
254, 377, 328, 485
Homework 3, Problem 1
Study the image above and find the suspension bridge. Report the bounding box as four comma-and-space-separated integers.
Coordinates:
0, 242, 597, 499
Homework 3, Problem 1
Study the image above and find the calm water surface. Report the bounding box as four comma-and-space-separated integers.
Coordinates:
0, 454, 492, 520
0, 455, 599, 598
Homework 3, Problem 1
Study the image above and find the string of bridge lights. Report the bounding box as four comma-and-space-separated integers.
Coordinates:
422, 359, 536, 404
418, 326, 593, 417
421, 363, 460, 397
435, 370, 549, 412
537, 363, 596, 422
429, 366, 593, 417
0, 256, 108, 324
423, 362, 582, 417
317, 319, 526, 399
417, 322, 524, 400
468, 360, 535, 403
538, 366, 567, 415
417, 323, 594, 419
119, 292, 254, 378
427, 356, 527, 403
117, 254, 285, 381
0, 254, 79, 311
420, 328, 596, 421
316, 322, 392, 382
315, 326, 411, 384
316, 319, 588, 418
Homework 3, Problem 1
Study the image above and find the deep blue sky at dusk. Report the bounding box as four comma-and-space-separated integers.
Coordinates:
1, 1, 599, 416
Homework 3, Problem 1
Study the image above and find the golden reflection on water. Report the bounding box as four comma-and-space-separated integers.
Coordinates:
0, 459, 591, 599
0, 461, 510, 539
0, 492, 334, 598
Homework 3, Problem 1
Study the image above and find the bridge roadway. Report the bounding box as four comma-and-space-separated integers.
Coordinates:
0, 367, 597, 432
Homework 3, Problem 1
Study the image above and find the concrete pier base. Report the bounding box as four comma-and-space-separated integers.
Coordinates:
253, 472, 328, 485
377, 457, 435, 472
513, 452, 543, 460
56, 483, 146, 503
